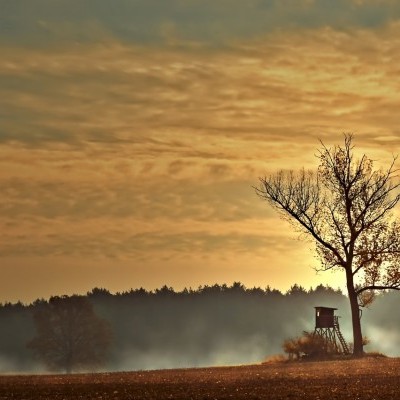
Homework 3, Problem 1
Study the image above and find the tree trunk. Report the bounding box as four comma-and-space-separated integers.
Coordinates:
346, 271, 364, 356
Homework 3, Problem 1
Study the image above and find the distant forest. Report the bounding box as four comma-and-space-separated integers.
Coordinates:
1, 283, 399, 372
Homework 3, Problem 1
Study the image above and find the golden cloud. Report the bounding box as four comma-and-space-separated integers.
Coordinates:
1, 23, 399, 300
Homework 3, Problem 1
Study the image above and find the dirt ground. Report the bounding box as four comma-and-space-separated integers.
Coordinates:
1, 357, 399, 399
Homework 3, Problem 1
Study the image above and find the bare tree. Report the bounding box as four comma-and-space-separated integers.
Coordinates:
256, 134, 400, 356
28, 295, 112, 373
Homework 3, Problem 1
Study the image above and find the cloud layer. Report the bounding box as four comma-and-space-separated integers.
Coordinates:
1, 2, 400, 302
2, 0, 400, 46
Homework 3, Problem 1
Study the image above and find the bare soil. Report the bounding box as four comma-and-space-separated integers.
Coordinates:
1, 357, 399, 399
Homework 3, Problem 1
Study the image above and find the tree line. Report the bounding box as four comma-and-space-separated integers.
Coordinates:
0, 283, 399, 373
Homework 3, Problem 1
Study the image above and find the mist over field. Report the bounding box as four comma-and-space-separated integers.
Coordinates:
0, 284, 399, 373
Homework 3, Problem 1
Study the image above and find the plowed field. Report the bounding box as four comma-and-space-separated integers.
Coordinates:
1, 357, 399, 399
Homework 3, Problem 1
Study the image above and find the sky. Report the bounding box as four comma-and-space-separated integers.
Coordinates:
2, 0, 400, 303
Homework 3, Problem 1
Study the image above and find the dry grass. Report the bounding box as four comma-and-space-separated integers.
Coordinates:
364, 351, 388, 358
262, 354, 287, 363
1, 357, 400, 399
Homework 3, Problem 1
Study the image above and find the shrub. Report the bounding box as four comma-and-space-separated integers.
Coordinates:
282, 331, 333, 359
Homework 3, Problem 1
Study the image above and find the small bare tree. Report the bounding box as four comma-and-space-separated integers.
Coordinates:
28, 296, 112, 373
256, 134, 400, 356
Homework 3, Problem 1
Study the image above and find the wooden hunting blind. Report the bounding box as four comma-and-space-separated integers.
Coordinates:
314, 306, 349, 355
315, 306, 336, 328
